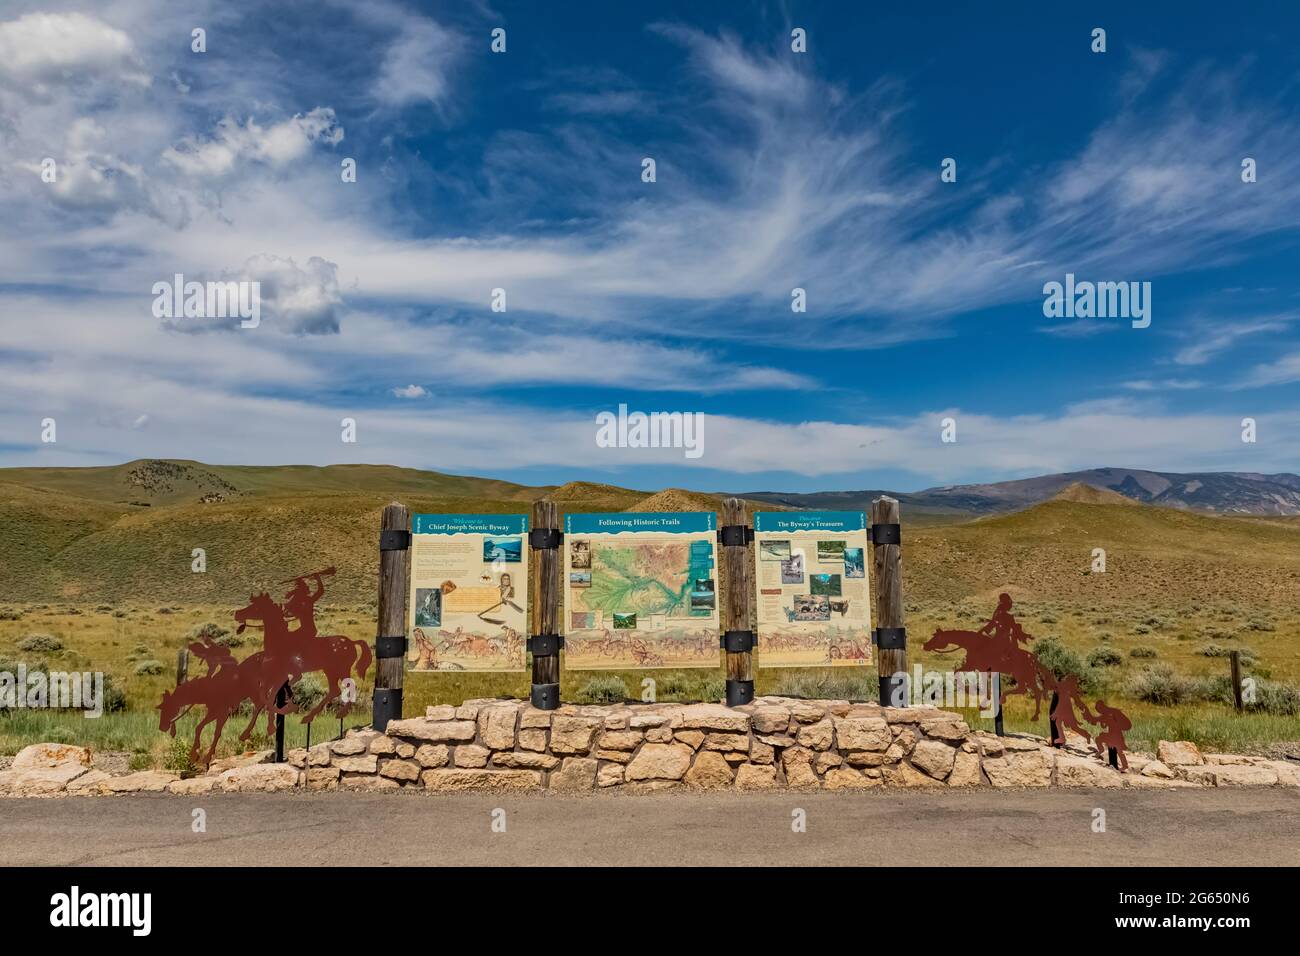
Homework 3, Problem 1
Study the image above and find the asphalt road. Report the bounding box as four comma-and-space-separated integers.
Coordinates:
3, 789, 1298, 866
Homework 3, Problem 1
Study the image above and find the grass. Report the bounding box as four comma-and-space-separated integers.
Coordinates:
2, 474, 1298, 765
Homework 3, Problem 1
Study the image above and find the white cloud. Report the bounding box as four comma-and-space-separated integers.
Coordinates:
371, 16, 461, 110
392, 384, 427, 398
163, 108, 343, 178
0, 12, 149, 90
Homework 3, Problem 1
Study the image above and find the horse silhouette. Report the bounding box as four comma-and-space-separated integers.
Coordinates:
159, 571, 370, 767
926, 593, 1131, 769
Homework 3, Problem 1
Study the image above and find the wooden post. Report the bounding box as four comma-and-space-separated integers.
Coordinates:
1049, 690, 1061, 746
721, 497, 754, 707
1230, 650, 1244, 712
530, 499, 562, 710
175, 646, 189, 686
870, 496, 907, 707
372, 501, 411, 731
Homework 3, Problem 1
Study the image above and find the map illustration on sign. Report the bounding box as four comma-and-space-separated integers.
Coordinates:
563, 512, 720, 669
407, 514, 528, 673
753, 511, 872, 667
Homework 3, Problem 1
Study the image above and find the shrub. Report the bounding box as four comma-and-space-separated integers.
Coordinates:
1087, 646, 1124, 667
163, 736, 199, 775
101, 675, 128, 713
187, 622, 230, 641
133, 659, 165, 676
1130, 646, 1157, 659
1202, 644, 1255, 660
1245, 618, 1275, 632
1129, 665, 1193, 706
17, 633, 63, 653
1252, 681, 1300, 716
112, 610, 127, 619
573, 675, 628, 704
772, 669, 876, 701
1031, 636, 1101, 693
1133, 624, 1151, 635
290, 674, 327, 712
0, 609, 22, 621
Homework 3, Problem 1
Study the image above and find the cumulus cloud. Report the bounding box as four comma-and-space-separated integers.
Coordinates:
392, 384, 427, 398
0, 12, 149, 91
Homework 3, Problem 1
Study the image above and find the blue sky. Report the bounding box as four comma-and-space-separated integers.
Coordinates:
1, 1, 1298, 492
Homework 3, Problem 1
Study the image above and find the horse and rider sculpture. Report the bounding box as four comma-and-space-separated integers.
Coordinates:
924, 593, 1131, 769
159, 567, 371, 767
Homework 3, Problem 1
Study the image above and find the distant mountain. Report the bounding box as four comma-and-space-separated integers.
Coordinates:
738, 468, 1300, 519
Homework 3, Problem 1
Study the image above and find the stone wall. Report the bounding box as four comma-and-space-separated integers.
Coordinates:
282, 696, 1300, 793
3, 697, 1297, 796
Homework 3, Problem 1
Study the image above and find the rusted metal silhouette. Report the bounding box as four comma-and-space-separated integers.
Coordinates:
924, 593, 1130, 769
159, 568, 372, 766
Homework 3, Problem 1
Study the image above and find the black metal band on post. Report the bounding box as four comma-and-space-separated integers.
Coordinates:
372, 687, 402, 731
873, 626, 907, 649
375, 634, 406, 659
379, 529, 411, 551
717, 524, 753, 547
869, 522, 900, 545
720, 629, 757, 653
530, 683, 560, 709
725, 680, 754, 707
528, 528, 562, 550
878, 672, 907, 708
527, 633, 564, 656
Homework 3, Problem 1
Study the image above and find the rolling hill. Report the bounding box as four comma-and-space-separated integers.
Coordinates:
2, 460, 1296, 609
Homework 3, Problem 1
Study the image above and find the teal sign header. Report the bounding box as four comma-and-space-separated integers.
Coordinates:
754, 511, 866, 533
565, 511, 716, 534
412, 514, 529, 535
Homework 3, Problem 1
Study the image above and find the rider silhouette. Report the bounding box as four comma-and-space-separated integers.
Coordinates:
282, 572, 326, 643
978, 592, 1032, 667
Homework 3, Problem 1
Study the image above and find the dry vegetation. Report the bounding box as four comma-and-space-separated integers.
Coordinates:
1, 465, 1296, 765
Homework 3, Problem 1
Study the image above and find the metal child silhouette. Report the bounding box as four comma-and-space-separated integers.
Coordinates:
924, 593, 1130, 769
158, 567, 372, 767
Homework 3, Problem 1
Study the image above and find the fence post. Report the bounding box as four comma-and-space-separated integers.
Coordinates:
871, 496, 907, 707
372, 501, 410, 732
1230, 650, 1244, 712
529, 499, 562, 710
720, 498, 755, 707
175, 646, 189, 686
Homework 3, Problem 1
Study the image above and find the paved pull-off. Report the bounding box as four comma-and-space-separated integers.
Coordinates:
3, 789, 1298, 866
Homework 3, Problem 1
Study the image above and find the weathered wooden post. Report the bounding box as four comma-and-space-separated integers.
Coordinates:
529, 499, 562, 710
1230, 650, 1244, 712
720, 497, 755, 707
175, 646, 189, 686
870, 496, 907, 707
372, 501, 410, 732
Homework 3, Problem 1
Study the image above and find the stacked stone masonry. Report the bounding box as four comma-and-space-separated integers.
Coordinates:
3, 698, 1297, 796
